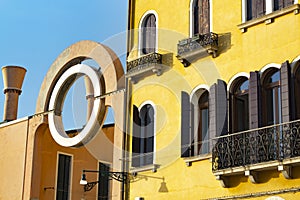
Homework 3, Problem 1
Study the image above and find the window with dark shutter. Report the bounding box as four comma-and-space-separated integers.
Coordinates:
56, 154, 71, 200
98, 162, 110, 200
249, 71, 261, 129
280, 61, 292, 123
131, 104, 154, 167
247, 0, 265, 20
274, 0, 294, 11
193, 0, 210, 35
142, 14, 156, 55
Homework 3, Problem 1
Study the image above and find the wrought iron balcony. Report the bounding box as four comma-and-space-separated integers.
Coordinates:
126, 52, 172, 83
212, 120, 300, 172
177, 32, 218, 67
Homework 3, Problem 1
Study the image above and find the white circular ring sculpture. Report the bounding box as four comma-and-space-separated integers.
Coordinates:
48, 64, 102, 147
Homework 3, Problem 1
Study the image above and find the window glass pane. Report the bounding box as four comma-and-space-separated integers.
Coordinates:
269, 71, 280, 83
239, 80, 249, 91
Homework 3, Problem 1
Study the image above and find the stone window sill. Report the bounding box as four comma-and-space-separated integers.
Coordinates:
238, 4, 300, 32
130, 164, 160, 174
183, 153, 212, 166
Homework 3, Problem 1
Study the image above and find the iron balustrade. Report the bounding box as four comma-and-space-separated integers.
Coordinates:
127, 52, 163, 72
177, 32, 218, 56
212, 120, 300, 171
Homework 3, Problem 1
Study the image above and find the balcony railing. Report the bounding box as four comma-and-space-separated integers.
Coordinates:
177, 32, 218, 67
126, 52, 172, 83
212, 120, 300, 172
127, 52, 163, 73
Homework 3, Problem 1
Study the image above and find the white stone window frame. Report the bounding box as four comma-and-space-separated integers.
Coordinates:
241, 0, 299, 23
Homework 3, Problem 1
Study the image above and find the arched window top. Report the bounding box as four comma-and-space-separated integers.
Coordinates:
261, 68, 280, 86
230, 76, 249, 94
198, 90, 209, 105
191, 86, 209, 104
139, 104, 155, 124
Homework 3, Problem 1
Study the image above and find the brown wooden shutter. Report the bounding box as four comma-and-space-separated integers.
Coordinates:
209, 80, 228, 150
216, 80, 228, 136
209, 83, 216, 151
249, 71, 261, 129
181, 91, 192, 157
252, 0, 265, 19
194, 0, 210, 35
200, 0, 210, 34
257, 0, 265, 17
280, 61, 292, 123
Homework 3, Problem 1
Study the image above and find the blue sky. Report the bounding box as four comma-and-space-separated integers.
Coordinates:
0, 0, 128, 128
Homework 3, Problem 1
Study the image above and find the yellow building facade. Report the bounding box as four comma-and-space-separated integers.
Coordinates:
125, 0, 300, 199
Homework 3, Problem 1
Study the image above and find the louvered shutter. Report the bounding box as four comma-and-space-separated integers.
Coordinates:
209, 80, 228, 150
280, 61, 292, 123
216, 80, 228, 136
181, 91, 192, 157
249, 71, 261, 129
200, 0, 210, 34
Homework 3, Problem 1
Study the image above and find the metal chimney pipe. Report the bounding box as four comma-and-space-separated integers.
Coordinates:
2, 66, 27, 121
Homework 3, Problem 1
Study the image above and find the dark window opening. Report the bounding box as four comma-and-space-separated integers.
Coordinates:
98, 162, 110, 200
56, 154, 71, 200
262, 69, 281, 126
132, 104, 154, 167
141, 14, 156, 55
230, 78, 249, 133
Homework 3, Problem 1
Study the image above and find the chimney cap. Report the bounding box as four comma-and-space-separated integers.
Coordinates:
2, 65, 27, 91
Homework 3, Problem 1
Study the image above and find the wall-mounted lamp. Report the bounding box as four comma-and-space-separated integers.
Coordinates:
80, 169, 128, 192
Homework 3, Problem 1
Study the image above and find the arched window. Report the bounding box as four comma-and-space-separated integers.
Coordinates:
295, 65, 300, 119
132, 104, 155, 167
230, 77, 249, 132
141, 14, 156, 55
262, 69, 281, 126
191, 89, 209, 156
193, 0, 210, 35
